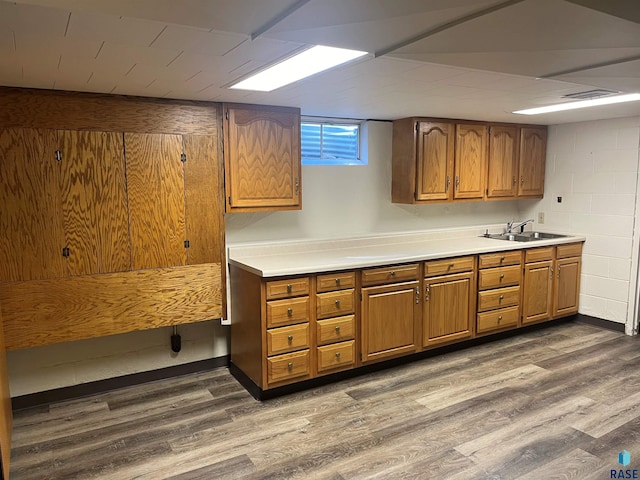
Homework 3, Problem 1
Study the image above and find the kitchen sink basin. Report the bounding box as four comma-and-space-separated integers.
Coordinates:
483, 232, 568, 242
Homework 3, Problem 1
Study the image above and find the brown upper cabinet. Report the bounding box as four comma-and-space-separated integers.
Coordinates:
392, 118, 547, 204
223, 103, 301, 213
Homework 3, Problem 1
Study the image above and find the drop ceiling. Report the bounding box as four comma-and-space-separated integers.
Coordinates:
1, 0, 639, 124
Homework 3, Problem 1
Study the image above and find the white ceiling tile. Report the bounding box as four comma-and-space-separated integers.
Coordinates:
150, 25, 245, 56
97, 43, 181, 69
65, 10, 166, 46
0, 1, 69, 36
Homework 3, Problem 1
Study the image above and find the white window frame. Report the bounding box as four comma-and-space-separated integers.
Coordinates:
301, 116, 366, 166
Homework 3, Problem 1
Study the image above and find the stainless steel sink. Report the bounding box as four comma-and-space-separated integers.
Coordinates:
483, 232, 568, 242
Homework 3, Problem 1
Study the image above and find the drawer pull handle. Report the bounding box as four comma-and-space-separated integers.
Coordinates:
449, 263, 454, 269
335, 352, 341, 359
499, 295, 504, 301
500, 274, 504, 280
287, 308, 293, 316
335, 326, 341, 333
498, 315, 503, 322
288, 335, 293, 343
335, 278, 341, 286
390, 271, 396, 276
500, 256, 505, 263
335, 300, 341, 308
287, 362, 293, 370
287, 284, 292, 293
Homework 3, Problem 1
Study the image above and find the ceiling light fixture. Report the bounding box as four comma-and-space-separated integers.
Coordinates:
513, 93, 640, 115
229, 45, 368, 92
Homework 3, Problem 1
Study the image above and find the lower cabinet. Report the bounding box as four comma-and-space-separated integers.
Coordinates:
230, 242, 584, 397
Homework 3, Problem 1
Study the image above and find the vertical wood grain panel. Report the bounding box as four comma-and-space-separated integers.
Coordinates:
59, 131, 131, 275
0, 305, 11, 480
125, 133, 186, 270
454, 123, 487, 199
183, 135, 223, 265
0, 128, 66, 282
487, 125, 518, 198
518, 126, 547, 197
416, 122, 454, 201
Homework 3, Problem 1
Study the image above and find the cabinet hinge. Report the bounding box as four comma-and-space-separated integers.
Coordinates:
62, 247, 70, 257
54, 150, 62, 162
360, 292, 363, 301
359, 352, 363, 361
225, 111, 229, 120
184, 240, 190, 249
180, 153, 187, 163
228, 196, 232, 206
415, 122, 419, 132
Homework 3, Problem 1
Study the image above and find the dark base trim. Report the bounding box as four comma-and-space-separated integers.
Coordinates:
575, 313, 626, 332
12, 355, 230, 411
231, 318, 577, 401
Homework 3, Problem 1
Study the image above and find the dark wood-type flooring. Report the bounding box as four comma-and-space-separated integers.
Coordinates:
10, 321, 640, 479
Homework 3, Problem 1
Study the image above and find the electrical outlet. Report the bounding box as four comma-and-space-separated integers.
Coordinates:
538, 212, 545, 224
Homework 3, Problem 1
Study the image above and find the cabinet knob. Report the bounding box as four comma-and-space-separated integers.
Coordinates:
287, 362, 293, 370
287, 308, 293, 316
500, 274, 504, 280
521, 176, 524, 187
288, 335, 293, 343
498, 315, 503, 322
335, 326, 341, 333
449, 263, 455, 269
335, 352, 341, 359
500, 256, 505, 263
335, 278, 341, 286
390, 271, 396, 276
499, 295, 504, 301
286, 284, 292, 293
335, 300, 341, 308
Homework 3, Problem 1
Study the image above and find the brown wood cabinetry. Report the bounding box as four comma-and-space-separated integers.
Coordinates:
0, 306, 11, 480
223, 103, 301, 213
392, 117, 546, 204
477, 251, 522, 334
554, 244, 582, 317
454, 124, 487, 200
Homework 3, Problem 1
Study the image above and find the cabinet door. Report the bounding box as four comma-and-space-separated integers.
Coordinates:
454, 124, 487, 199
125, 133, 187, 270
416, 122, 454, 201
522, 260, 553, 324
423, 272, 474, 347
183, 135, 224, 265
0, 128, 66, 282
224, 104, 301, 212
0, 308, 11, 480
58, 130, 130, 275
487, 125, 518, 198
518, 127, 546, 197
554, 257, 581, 317
361, 281, 420, 363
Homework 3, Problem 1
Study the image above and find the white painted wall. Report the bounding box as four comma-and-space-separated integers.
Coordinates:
519, 116, 640, 333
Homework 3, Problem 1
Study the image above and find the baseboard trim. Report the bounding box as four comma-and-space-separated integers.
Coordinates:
12, 355, 230, 411
574, 314, 626, 333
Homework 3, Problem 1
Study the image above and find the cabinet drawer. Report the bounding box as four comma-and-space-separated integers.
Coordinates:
525, 247, 554, 263
317, 272, 356, 293
316, 289, 355, 319
477, 306, 519, 333
267, 349, 310, 384
478, 251, 522, 269
478, 265, 521, 290
424, 256, 475, 277
266, 296, 310, 328
556, 242, 582, 259
266, 277, 309, 300
477, 286, 520, 312
362, 264, 419, 286
317, 315, 355, 346
317, 340, 355, 373
266, 323, 309, 356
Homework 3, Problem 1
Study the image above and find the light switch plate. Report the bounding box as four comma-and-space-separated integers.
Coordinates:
538, 212, 545, 224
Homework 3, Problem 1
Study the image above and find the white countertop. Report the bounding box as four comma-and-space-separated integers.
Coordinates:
228, 226, 586, 278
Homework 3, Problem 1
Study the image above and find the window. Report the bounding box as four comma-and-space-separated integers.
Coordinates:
301, 118, 364, 165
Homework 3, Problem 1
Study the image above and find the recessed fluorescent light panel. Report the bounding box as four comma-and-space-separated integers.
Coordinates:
513, 93, 640, 115
229, 45, 368, 92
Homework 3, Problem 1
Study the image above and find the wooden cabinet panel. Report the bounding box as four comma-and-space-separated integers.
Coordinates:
454, 124, 487, 199
361, 263, 419, 286
556, 242, 582, 259
424, 256, 474, 277
477, 305, 519, 333
487, 125, 518, 198
266, 323, 310, 356
266, 277, 309, 300
478, 265, 521, 290
317, 340, 355, 373
317, 272, 355, 293
525, 247, 554, 263
554, 256, 581, 317
361, 281, 419, 362
266, 297, 310, 328
478, 285, 520, 312
316, 289, 355, 320
59, 130, 130, 275
423, 272, 474, 347
0, 128, 66, 282
267, 349, 310, 384
522, 260, 554, 324
518, 127, 547, 197
416, 122, 454, 201
478, 250, 522, 269
224, 104, 301, 212
125, 133, 187, 270
0, 306, 11, 480
316, 315, 355, 345
183, 134, 224, 265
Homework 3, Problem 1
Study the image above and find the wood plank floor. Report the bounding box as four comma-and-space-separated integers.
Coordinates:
10, 321, 640, 479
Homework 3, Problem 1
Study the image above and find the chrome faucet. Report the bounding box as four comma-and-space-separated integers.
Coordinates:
506, 218, 534, 234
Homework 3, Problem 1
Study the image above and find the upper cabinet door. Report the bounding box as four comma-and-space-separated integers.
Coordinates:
224, 104, 301, 212
0, 128, 66, 282
518, 126, 547, 197
454, 124, 487, 199
416, 121, 454, 201
487, 125, 519, 198
125, 133, 187, 270
58, 130, 130, 276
